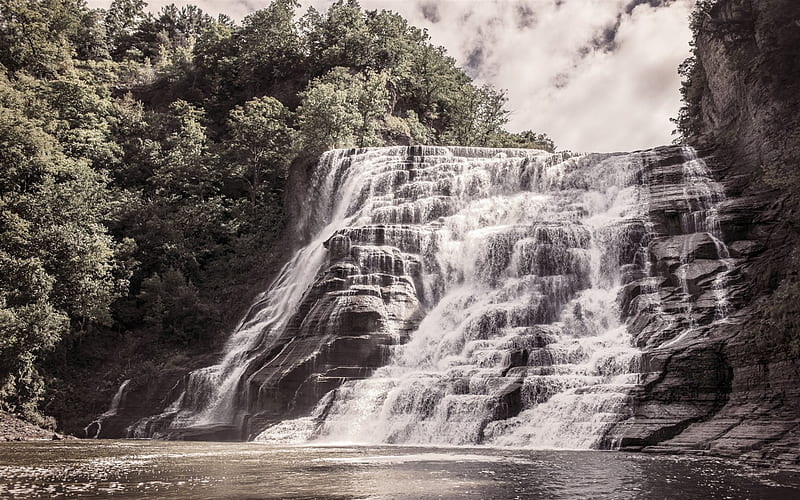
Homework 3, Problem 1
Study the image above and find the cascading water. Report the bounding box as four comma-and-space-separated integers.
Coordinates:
657, 147, 736, 349
258, 150, 649, 448
86, 379, 130, 438
131, 145, 738, 448
677, 147, 736, 321
252, 147, 658, 448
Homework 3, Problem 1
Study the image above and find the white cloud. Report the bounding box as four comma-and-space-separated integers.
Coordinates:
86, 0, 693, 152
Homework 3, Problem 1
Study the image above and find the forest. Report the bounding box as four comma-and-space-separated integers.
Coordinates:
0, 0, 557, 428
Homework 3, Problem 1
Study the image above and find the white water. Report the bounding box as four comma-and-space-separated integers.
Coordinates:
681, 147, 736, 333
254, 148, 654, 448
86, 379, 130, 438
130, 146, 736, 448
654, 147, 735, 352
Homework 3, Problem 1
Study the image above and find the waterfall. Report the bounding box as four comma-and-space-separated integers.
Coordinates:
659, 147, 735, 349
133, 145, 737, 447
253, 147, 653, 447
85, 379, 130, 438
676, 147, 735, 322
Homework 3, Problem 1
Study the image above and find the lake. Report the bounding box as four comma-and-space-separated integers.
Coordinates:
0, 441, 798, 499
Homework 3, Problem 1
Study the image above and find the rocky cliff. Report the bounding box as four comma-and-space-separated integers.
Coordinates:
691, 0, 800, 177
613, 0, 800, 464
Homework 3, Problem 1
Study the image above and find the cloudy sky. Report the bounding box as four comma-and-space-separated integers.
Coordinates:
87, 0, 693, 152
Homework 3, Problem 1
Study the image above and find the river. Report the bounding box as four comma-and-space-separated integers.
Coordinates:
1, 441, 798, 499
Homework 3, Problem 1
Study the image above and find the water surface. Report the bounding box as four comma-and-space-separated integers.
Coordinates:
1, 441, 798, 499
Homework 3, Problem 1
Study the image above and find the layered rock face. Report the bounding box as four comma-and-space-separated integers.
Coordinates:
257, 147, 650, 447
613, 0, 800, 462
692, 0, 800, 177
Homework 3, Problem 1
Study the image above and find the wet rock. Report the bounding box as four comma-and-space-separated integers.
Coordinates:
618, 277, 666, 317
611, 343, 733, 449
492, 381, 524, 421
501, 349, 530, 377
727, 239, 764, 257
326, 234, 351, 260
650, 234, 720, 267
673, 260, 726, 294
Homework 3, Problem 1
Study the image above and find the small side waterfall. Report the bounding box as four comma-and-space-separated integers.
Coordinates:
656, 147, 736, 349
131, 145, 738, 448
677, 147, 735, 321
85, 379, 131, 438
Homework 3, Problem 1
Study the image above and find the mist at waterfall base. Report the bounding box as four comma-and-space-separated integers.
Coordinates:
3, 441, 800, 499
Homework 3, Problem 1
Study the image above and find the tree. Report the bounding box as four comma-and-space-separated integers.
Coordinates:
397, 43, 468, 129
153, 4, 213, 46
671, 0, 715, 142
226, 97, 295, 206
353, 70, 390, 147
296, 67, 360, 150
363, 10, 422, 73
304, 0, 370, 71
441, 84, 510, 146
150, 100, 215, 202
137, 268, 216, 344
36, 72, 120, 171
236, 0, 303, 92
0, 0, 84, 76
75, 8, 110, 61
0, 94, 125, 416
296, 67, 389, 151
192, 18, 237, 99
117, 4, 214, 65
104, 0, 147, 59
492, 130, 556, 152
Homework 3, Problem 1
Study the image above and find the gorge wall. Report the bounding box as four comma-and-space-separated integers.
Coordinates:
625, 0, 800, 463
87, 0, 800, 464
690, 0, 800, 177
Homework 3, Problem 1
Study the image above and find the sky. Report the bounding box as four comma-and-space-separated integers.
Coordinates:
87, 0, 694, 153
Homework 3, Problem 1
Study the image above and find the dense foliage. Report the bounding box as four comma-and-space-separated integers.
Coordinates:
0, 0, 555, 426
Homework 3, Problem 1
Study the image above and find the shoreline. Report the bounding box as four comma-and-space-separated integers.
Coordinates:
0, 411, 73, 442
